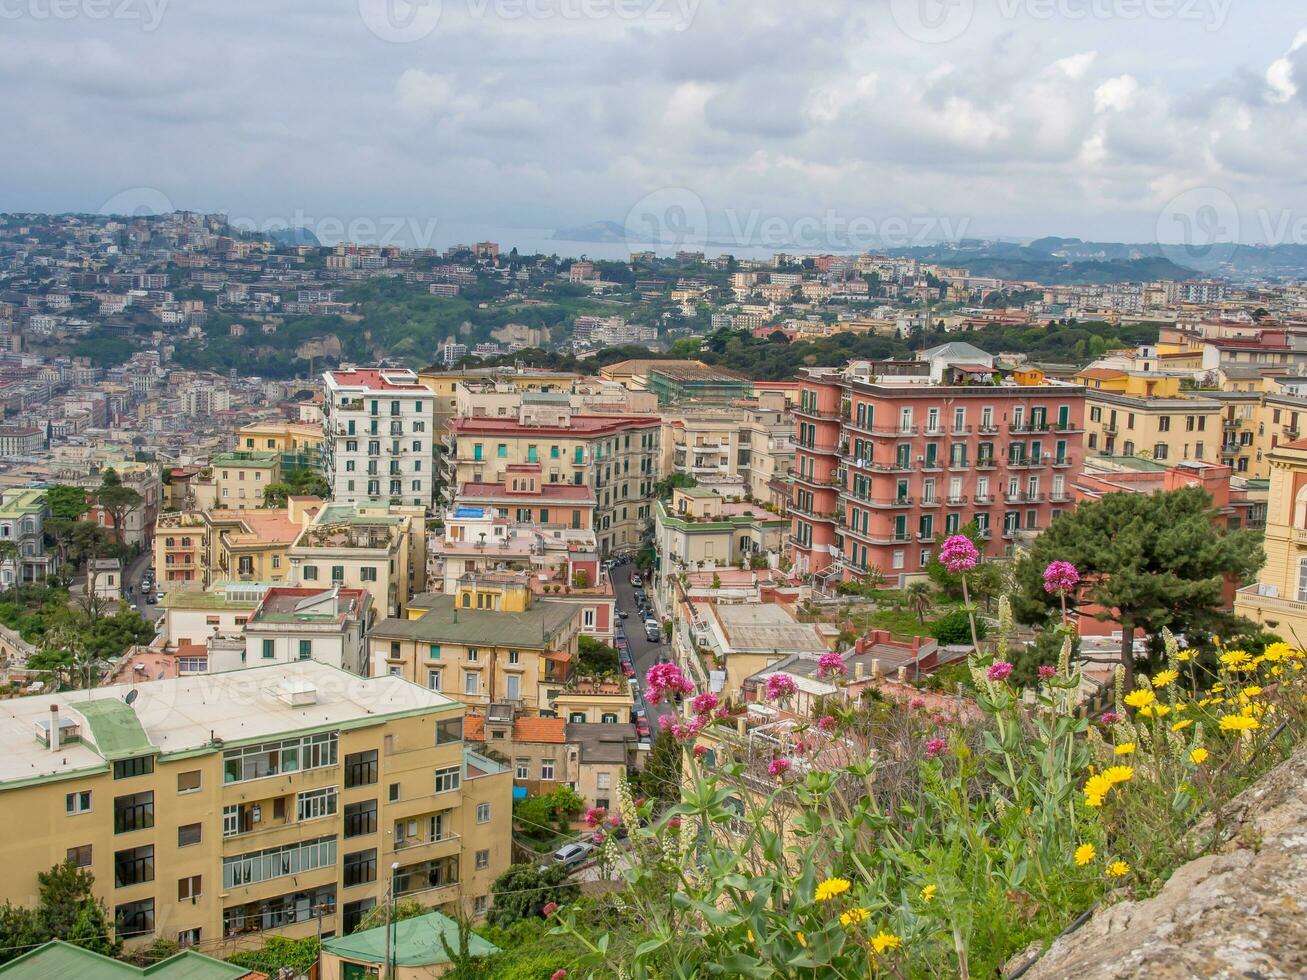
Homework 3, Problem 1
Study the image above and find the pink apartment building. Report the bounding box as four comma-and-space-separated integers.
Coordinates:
790, 344, 1086, 586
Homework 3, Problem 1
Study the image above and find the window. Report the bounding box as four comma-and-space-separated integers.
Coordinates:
389, 782, 401, 802
262, 638, 275, 659
176, 770, 201, 794
66, 790, 92, 815
178, 875, 202, 902
222, 836, 336, 889
474, 895, 488, 916
297, 786, 339, 821
476, 849, 490, 870
540, 760, 555, 780
177, 928, 201, 947
360, 566, 377, 582
302, 564, 319, 581
343, 899, 376, 935
298, 639, 313, 661
597, 772, 611, 790
601, 712, 618, 724
178, 823, 202, 847
434, 766, 461, 794
507, 649, 520, 665
467, 647, 479, 663
427, 669, 442, 691
114, 845, 154, 888
464, 673, 479, 696
113, 756, 154, 780
67, 845, 92, 868
435, 717, 463, 745
344, 799, 378, 838
515, 758, 529, 779
222, 806, 239, 838
345, 750, 378, 788
113, 792, 154, 834
344, 849, 378, 888
331, 565, 345, 583
476, 802, 491, 824
115, 898, 154, 938
569, 711, 586, 724
222, 732, 337, 784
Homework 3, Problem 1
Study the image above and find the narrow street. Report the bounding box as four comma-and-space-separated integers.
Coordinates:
608, 563, 674, 731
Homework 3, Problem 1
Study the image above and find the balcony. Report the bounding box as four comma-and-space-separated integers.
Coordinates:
923, 425, 947, 438
978, 423, 999, 435
1049, 492, 1072, 503
1052, 421, 1082, 433
945, 495, 968, 506
794, 405, 842, 422
919, 496, 940, 508
389, 831, 462, 856
951, 425, 972, 435
1295, 528, 1307, 546
795, 440, 841, 456
1223, 419, 1240, 430
920, 458, 943, 472
973, 493, 994, 504
917, 531, 935, 542
977, 527, 993, 539
867, 460, 915, 474
975, 457, 997, 470
1052, 455, 1073, 468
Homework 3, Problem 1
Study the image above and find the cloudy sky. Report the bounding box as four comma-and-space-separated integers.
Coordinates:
3, 0, 1306, 248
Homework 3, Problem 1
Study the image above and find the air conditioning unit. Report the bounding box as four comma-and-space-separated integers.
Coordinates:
916, 456, 924, 463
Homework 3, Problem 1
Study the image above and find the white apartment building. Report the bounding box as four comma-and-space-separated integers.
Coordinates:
322, 368, 433, 509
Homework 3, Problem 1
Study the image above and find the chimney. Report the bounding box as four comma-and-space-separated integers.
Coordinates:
854, 661, 865, 681
871, 658, 881, 679
49, 704, 60, 752
736, 716, 747, 736
897, 665, 906, 683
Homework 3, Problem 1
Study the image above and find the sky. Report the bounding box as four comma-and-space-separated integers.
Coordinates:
3, 0, 1307, 250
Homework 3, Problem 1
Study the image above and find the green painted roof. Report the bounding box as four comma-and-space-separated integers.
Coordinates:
76, 698, 153, 761
211, 451, 279, 468
0, 488, 47, 519
323, 911, 500, 967
0, 941, 249, 979
371, 595, 577, 649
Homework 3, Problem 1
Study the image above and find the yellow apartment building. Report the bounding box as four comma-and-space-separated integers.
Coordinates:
236, 421, 324, 472
1235, 438, 1307, 644
0, 661, 511, 952
367, 572, 582, 715
287, 501, 427, 618
1076, 370, 1222, 462
418, 368, 579, 436
212, 452, 282, 508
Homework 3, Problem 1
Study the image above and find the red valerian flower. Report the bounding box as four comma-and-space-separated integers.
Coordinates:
939, 534, 979, 573
768, 757, 792, 777
1042, 560, 1081, 596
764, 673, 798, 701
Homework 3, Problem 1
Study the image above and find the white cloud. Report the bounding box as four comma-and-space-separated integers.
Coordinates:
394, 70, 457, 118
1094, 75, 1139, 114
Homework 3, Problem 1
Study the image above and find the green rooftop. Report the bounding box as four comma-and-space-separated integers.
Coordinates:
1090, 455, 1169, 472
211, 451, 279, 468
322, 910, 500, 968
371, 595, 578, 648
0, 941, 249, 980
0, 488, 47, 519
76, 698, 153, 761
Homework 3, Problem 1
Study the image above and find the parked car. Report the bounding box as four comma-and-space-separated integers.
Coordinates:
551, 841, 595, 868
635, 719, 651, 739
617, 607, 629, 620
630, 573, 642, 587
145, 594, 157, 605
645, 624, 662, 643
621, 660, 635, 678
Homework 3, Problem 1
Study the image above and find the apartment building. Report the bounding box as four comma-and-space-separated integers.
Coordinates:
1235, 438, 1307, 644
286, 502, 427, 618
367, 572, 583, 714
242, 586, 373, 676
322, 368, 433, 509
416, 367, 578, 438
212, 451, 282, 508
0, 487, 51, 587
0, 662, 512, 951
791, 344, 1086, 585
236, 420, 324, 472
661, 393, 795, 499
444, 408, 661, 556
154, 497, 319, 592
1076, 370, 1222, 463
1214, 378, 1307, 478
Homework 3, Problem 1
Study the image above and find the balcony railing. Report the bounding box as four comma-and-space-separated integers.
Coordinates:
973, 493, 995, 504
920, 496, 940, 507
977, 423, 999, 434
1052, 456, 1073, 468
945, 495, 968, 505
975, 457, 997, 470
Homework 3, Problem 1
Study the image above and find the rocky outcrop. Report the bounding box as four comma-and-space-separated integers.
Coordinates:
1024, 743, 1307, 980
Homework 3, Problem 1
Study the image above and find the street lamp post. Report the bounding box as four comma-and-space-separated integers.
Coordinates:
383, 861, 400, 979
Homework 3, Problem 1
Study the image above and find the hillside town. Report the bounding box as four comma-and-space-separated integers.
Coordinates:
0, 210, 1304, 976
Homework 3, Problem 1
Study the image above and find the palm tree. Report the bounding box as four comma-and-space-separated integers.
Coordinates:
905, 581, 933, 624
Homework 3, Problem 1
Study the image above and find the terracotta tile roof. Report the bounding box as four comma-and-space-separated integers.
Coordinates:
463, 716, 485, 741
514, 717, 567, 743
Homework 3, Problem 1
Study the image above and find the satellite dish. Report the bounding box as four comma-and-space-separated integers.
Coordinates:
125, 690, 139, 706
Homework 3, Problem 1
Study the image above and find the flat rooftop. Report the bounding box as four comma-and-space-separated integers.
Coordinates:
0, 661, 458, 788
699, 601, 828, 654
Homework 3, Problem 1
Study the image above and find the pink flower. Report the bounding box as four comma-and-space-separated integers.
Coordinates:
793, 740, 808, 756
591, 832, 604, 844
764, 672, 798, 701
1042, 560, 1080, 597
939, 534, 979, 574
542, 901, 559, 918
658, 714, 676, 731
635, 797, 647, 807
1038, 665, 1057, 679
909, 697, 927, 710
608, 813, 622, 827
714, 705, 732, 719
670, 723, 692, 742
768, 757, 791, 777
668, 816, 681, 829
584, 806, 606, 828
1100, 712, 1121, 725
924, 738, 947, 759
646, 662, 694, 703
817, 652, 846, 677
690, 692, 719, 716
692, 744, 709, 759
552, 971, 567, 980
986, 661, 1014, 682
816, 714, 836, 732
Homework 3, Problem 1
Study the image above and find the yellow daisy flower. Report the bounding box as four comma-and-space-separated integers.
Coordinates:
815, 877, 851, 902
839, 907, 869, 927
1106, 861, 1130, 878
1152, 669, 1179, 688
1219, 651, 1249, 668
1176, 649, 1195, 662
1101, 765, 1134, 785
919, 884, 937, 902
1123, 689, 1156, 709
1241, 686, 1263, 698
1171, 719, 1194, 732
1218, 714, 1260, 732
1113, 743, 1135, 755
1074, 843, 1096, 866
871, 931, 902, 955
1138, 704, 1171, 718
1189, 747, 1209, 765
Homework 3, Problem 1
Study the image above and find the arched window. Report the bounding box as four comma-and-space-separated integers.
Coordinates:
1298, 558, 1307, 603
1296, 485, 1307, 530
461, 592, 471, 608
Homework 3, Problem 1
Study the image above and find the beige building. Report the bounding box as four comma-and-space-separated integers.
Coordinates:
212, 451, 282, 507
1080, 378, 1222, 463
661, 393, 795, 499
236, 420, 324, 471
286, 501, 427, 618
0, 661, 512, 951
1235, 438, 1307, 645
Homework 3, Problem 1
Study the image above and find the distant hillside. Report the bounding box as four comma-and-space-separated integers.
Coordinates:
551, 221, 627, 243
266, 226, 321, 247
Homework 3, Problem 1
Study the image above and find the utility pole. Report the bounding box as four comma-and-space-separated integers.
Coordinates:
384, 861, 400, 979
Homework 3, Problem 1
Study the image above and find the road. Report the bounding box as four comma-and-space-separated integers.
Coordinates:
608, 563, 674, 732
122, 549, 164, 624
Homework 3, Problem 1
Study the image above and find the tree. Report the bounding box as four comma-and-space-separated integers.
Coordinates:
576, 635, 619, 676
637, 730, 682, 802
926, 521, 986, 597
226, 936, 321, 975
45, 485, 88, 523
487, 864, 579, 928
653, 473, 697, 499
930, 609, 989, 645
904, 581, 933, 623
0, 861, 120, 965
262, 468, 330, 507
354, 898, 428, 933
1013, 486, 1263, 683
92, 470, 141, 547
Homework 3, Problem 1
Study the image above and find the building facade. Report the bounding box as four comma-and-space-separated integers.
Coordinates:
1235, 438, 1307, 644
322, 368, 433, 509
